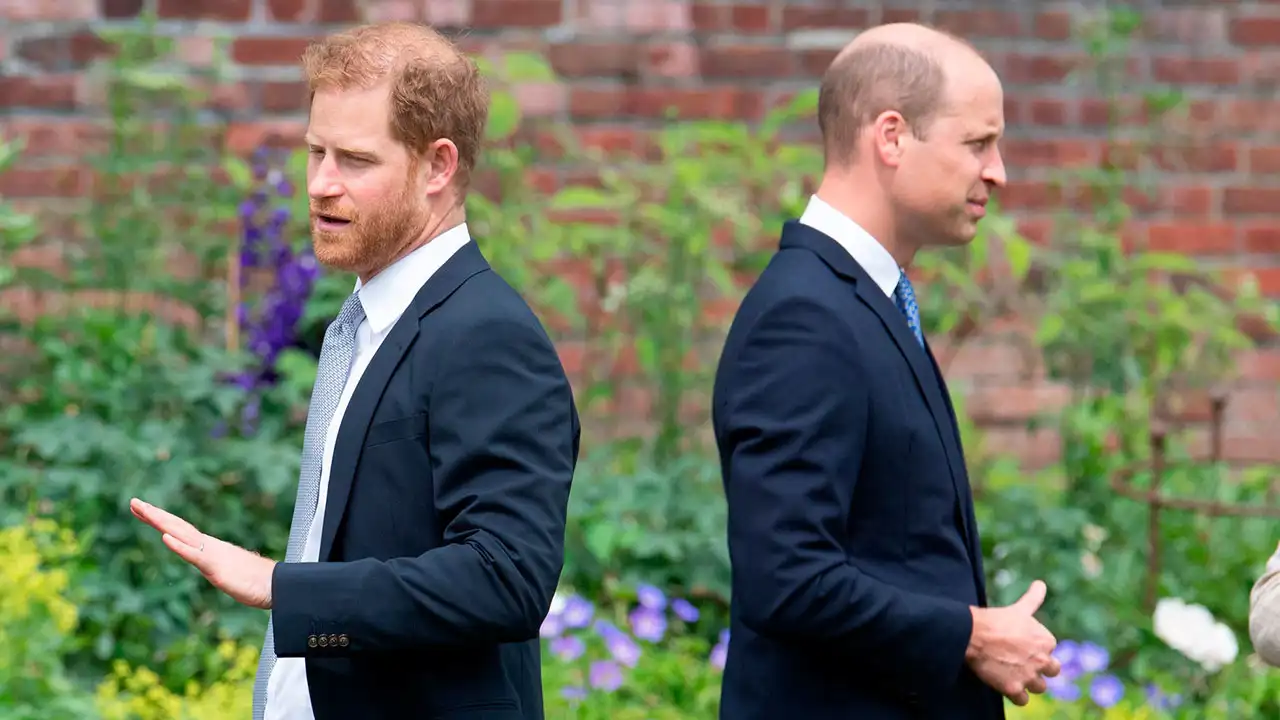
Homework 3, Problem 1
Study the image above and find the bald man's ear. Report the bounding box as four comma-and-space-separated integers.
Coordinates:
873, 111, 908, 168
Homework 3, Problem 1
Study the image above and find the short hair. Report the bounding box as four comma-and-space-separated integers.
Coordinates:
301, 22, 489, 193
816, 42, 949, 167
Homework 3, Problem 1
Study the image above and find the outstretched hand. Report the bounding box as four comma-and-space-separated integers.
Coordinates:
966, 580, 1061, 706
130, 497, 276, 610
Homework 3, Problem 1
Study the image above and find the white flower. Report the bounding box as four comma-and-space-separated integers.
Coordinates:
1153, 597, 1239, 673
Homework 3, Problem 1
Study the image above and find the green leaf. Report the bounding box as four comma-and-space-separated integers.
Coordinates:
222, 156, 253, 190
1005, 235, 1031, 280
549, 186, 615, 210
485, 90, 521, 141
501, 51, 557, 82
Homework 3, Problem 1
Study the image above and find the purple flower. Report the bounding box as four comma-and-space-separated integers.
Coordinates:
561, 595, 594, 628
629, 605, 667, 642
636, 584, 666, 611
709, 628, 730, 670
671, 598, 699, 622
1046, 672, 1080, 702
605, 631, 641, 667
589, 660, 623, 692
550, 635, 584, 661
1077, 642, 1109, 673
1145, 684, 1182, 710
1052, 640, 1081, 674
1089, 674, 1124, 708
561, 686, 587, 701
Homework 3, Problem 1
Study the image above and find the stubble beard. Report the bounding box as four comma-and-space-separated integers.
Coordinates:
311, 185, 428, 277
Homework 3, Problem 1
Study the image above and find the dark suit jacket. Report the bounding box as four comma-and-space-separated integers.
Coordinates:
270, 240, 580, 720
712, 221, 1003, 719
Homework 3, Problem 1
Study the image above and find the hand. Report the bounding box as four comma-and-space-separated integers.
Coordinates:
965, 580, 1060, 706
130, 497, 276, 610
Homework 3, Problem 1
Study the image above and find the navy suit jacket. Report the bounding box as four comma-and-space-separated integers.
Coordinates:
712, 221, 1003, 719
269, 240, 580, 719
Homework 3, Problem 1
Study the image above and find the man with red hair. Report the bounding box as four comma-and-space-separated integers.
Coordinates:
131, 21, 579, 720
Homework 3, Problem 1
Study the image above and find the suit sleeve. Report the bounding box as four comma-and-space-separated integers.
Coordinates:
270, 317, 578, 654
718, 297, 973, 692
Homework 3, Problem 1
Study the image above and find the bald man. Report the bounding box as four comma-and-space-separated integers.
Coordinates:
712, 23, 1059, 719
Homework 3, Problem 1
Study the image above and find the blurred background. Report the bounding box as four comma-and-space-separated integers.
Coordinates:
3, 0, 1280, 717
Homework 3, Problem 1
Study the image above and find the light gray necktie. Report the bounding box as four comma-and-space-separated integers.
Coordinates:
252, 291, 365, 720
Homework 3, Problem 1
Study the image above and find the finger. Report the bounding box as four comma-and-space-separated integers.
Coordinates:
1013, 579, 1047, 613
1041, 658, 1061, 677
163, 532, 209, 570
1008, 690, 1029, 707
1025, 676, 1047, 695
131, 499, 203, 546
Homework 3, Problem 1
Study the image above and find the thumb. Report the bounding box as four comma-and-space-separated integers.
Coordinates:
1012, 579, 1047, 613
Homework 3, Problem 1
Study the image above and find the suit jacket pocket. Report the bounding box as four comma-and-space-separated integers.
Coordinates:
364, 413, 428, 448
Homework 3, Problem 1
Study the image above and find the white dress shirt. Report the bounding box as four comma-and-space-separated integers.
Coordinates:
797, 194, 901, 299
264, 222, 473, 720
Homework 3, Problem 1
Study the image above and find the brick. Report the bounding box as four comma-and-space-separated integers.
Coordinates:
547, 43, 637, 79
1230, 16, 1280, 46
644, 42, 699, 79
1000, 53, 1081, 84
4, 118, 105, 156
700, 44, 795, 79
224, 121, 306, 154
512, 82, 565, 117
964, 383, 1071, 423
1026, 98, 1068, 126
1223, 187, 1280, 214
1153, 143, 1238, 173
1244, 226, 1280, 253
1152, 57, 1240, 85
1002, 139, 1094, 167
1146, 222, 1238, 255
157, 0, 251, 21
1239, 349, 1280, 381
881, 9, 921, 25
473, 0, 559, 28
100, 0, 143, 19
1251, 146, 1280, 174
318, 0, 359, 23
1033, 11, 1073, 41
935, 10, 1024, 38
0, 166, 87, 198
259, 81, 308, 113
999, 181, 1062, 211
0, 0, 95, 20
231, 37, 315, 66
780, 6, 868, 30
1169, 186, 1214, 216
268, 0, 309, 21
0, 75, 78, 109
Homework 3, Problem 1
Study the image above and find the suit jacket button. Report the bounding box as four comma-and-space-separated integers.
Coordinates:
338, 634, 349, 647
318, 635, 328, 647
328, 634, 339, 647
307, 635, 318, 648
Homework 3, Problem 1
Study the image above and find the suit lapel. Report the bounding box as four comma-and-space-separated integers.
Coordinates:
779, 222, 979, 558
318, 241, 491, 560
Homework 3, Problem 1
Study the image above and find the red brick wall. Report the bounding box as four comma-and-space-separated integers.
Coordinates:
4, 0, 1280, 466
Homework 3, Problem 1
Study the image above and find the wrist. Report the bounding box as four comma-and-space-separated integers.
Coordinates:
965, 606, 986, 662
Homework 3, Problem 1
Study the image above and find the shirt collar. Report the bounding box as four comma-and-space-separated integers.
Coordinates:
798, 194, 901, 298
354, 222, 472, 335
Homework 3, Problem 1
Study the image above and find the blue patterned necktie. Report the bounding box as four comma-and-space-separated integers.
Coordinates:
894, 269, 925, 348
252, 291, 365, 720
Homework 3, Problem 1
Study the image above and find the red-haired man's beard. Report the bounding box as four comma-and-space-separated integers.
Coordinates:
310, 184, 427, 277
